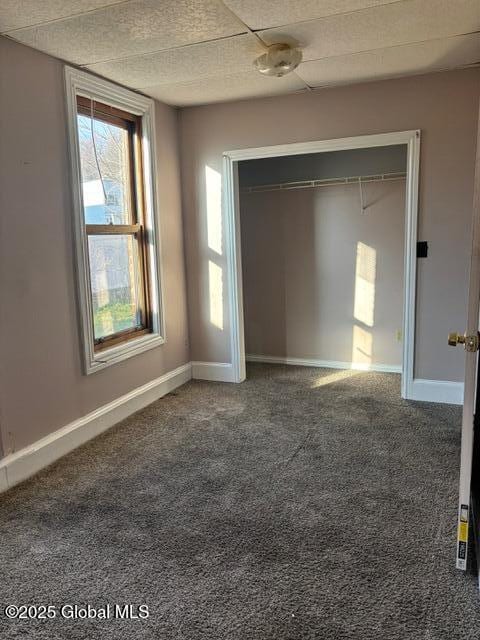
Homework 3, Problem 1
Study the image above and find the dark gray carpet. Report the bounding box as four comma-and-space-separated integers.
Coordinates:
1, 363, 479, 639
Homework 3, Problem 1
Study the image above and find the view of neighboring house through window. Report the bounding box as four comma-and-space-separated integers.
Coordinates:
76, 96, 150, 350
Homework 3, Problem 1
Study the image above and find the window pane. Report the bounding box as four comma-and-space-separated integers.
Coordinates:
77, 113, 133, 225
88, 235, 143, 340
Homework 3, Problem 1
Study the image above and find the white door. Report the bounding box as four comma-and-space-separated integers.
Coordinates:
452, 110, 480, 571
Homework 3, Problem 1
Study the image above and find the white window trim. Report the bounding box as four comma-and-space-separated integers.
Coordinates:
64, 66, 166, 374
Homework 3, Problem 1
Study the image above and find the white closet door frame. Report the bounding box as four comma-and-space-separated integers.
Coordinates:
222, 130, 421, 399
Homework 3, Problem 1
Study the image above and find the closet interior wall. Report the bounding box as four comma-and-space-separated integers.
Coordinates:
239, 146, 408, 371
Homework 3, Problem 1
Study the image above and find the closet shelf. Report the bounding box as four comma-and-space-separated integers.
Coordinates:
240, 171, 407, 194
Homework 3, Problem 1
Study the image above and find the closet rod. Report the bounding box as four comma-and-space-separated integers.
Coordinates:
241, 171, 407, 194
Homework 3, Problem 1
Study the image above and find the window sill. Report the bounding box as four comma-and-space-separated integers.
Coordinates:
86, 332, 165, 374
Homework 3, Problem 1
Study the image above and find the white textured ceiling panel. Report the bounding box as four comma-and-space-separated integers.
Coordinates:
223, 0, 400, 30
7, 0, 247, 65
0, 0, 126, 33
297, 34, 480, 87
87, 33, 262, 88
259, 0, 480, 61
3, 0, 479, 108
140, 70, 306, 106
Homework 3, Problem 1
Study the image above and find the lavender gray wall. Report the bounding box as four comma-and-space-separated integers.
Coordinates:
179, 69, 480, 382
0, 37, 190, 455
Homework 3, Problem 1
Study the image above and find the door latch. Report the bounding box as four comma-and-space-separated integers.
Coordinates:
448, 332, 480, 352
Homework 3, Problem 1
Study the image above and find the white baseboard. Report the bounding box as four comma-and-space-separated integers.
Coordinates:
0, 467, 7, 494
191, 361, 236, 382
0, 362, 192, 493
246, 355, 464, 404
246, 354, 402, 374
408, 378, 464, 405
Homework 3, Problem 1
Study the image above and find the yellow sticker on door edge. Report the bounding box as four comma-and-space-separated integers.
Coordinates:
457, 503, 469, 569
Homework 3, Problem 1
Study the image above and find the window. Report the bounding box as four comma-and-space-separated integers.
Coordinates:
77, 97, 150, 350
66, 68, 165, 373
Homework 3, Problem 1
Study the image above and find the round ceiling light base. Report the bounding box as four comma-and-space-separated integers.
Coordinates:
254, 43, 302, 77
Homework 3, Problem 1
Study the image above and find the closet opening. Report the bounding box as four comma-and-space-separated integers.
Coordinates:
222, 132, 420, 398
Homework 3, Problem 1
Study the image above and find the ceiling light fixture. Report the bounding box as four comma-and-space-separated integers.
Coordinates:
254, 43, 302, 77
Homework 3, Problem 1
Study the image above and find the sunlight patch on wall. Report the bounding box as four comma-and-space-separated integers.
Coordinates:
208, 260, 224, 331
205, 166, 222, 256
352, 325, 373, 366
353, 242, 376, 328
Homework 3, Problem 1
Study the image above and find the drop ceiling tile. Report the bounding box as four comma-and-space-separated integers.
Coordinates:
87, 33, 262, 88
223, 0, 399, 31
259, 0, 480, 61
0, 1, 126, 33
141, 70, 306, 107
297, 33, 480, 87
7, 0, 247, 65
